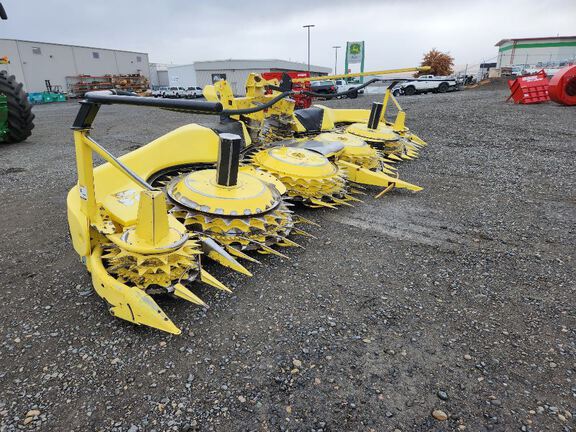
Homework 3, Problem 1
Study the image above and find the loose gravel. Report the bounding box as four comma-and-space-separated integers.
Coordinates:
0, 86, 574, 431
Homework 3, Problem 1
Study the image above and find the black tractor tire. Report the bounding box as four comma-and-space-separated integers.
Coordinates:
0, 71, 35, 143
438, 82, 449, 93
403, 85, 416, 96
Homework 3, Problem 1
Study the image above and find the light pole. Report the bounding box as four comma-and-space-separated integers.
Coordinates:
303, 24, 315, 72
332, 46, 341, 75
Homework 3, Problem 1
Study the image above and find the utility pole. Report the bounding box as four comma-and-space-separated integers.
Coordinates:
303, 24, 315, 72
332, 46, 341, 75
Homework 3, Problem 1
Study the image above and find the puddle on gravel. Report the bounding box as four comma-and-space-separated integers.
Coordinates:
0, 167, 27, 175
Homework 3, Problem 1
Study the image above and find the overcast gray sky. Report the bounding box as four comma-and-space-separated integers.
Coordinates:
2, 0, 575, 72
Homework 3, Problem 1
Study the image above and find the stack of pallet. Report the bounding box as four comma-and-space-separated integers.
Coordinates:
66, 75, 114, 96
111, 74, 149, 93
66, 73, 149, 97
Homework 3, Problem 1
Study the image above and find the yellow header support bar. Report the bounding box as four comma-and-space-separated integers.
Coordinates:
291, 66, 431, 83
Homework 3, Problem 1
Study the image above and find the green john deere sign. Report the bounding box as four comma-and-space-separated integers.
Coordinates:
347, 41, 364, 64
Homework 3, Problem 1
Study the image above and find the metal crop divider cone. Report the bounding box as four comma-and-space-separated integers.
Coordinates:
165, 133, 307, 260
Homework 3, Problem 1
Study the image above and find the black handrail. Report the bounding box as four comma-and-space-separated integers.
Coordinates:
84, 91, 223, 114
73, 90, 224, 129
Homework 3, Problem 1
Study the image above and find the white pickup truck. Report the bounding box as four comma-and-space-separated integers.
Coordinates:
151, 86, 168, 98
184, 86, 203, 99
394, 75, 459, 96
334, 79, 364, 98
166, 87, 188, 98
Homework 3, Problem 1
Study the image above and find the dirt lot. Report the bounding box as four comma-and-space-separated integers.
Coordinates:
0, 87, 574, 432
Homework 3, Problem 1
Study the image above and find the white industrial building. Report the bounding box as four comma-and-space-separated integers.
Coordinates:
148, 62, 170, 88
167, 64, 198, 88
496, 36, 576, 68
0, 39, 150, 93
169, 59, 331, 95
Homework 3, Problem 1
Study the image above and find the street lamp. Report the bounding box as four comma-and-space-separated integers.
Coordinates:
303, 24, 315, 72
332, 46, 341, 75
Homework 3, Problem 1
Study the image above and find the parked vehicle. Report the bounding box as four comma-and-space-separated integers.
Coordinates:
151, 86, 168, 98
310, 80, 337, 96
184, 86, 203, 99
165, 87, 186, 98
395, 75, 459, 96
334, 79, 364, 98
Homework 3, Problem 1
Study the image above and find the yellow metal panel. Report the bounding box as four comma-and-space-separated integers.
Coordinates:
134, 190, 170, 245
338, 160, 422, 192
312, 106, 372, 124
88, 246, 182, 334
69, 124, 221, 227
66, 191, 90, 257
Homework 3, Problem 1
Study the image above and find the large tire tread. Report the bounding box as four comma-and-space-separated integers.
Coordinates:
404, 85, 416, 96
0, 70, 35, 143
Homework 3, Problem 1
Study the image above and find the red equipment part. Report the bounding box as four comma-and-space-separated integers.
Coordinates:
507, 70, 550, 104
548, 65, 576, 106
262, 71, 312, 109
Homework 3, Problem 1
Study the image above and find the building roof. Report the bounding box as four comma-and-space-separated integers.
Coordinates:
495, 36, 576, 46
0, 38, 148, 55
192, 59, 331, 73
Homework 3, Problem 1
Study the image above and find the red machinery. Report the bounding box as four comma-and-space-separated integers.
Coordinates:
548, 65, 576, 106
262, 71, 312, 108
507, 70, 550, 104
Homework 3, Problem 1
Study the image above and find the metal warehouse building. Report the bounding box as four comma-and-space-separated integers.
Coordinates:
149, 62, 169, 88
181, 59, 331, 95
0, 39, 150, 93
496, 36, 576, 68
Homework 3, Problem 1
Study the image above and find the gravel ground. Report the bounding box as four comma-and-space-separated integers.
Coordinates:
0, 86, 574, 432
